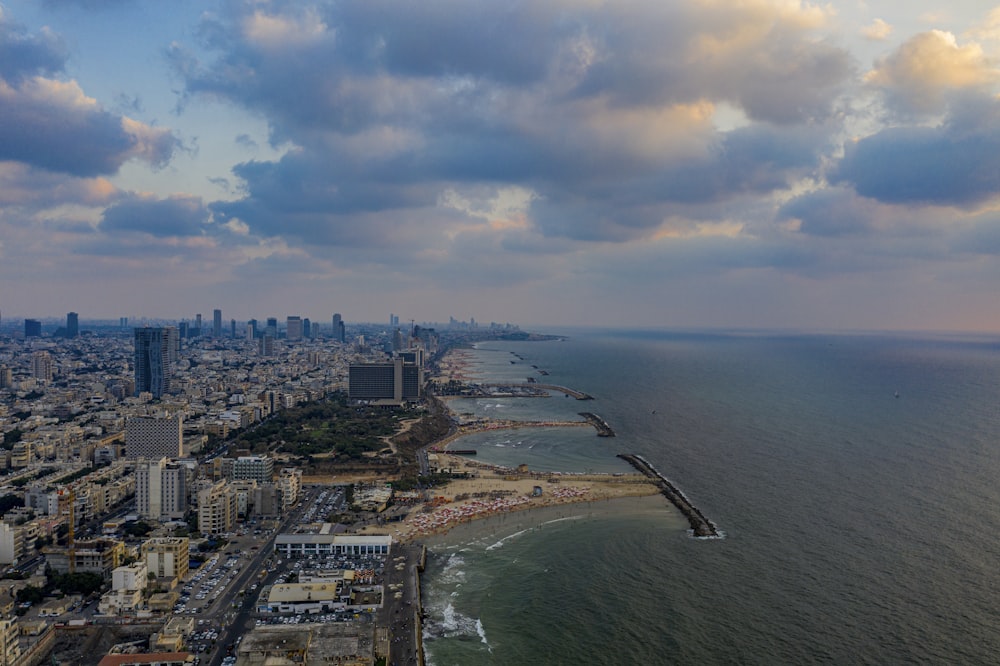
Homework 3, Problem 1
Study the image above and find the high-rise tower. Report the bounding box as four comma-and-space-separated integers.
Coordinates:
286, 316, 302, 341
332, 313, 345, 343
134, 328, 172, 398
66, 312, 79, 338
213, 309, 222, 338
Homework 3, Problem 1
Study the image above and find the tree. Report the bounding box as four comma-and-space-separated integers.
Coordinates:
1, 429, 22, 450
0, 494, 24, 515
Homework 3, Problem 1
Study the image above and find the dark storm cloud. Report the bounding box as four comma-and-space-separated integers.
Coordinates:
833, 96, 1000, 207
101, 194, 210, 237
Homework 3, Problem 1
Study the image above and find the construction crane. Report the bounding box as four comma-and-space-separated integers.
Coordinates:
58, 487, 76, 574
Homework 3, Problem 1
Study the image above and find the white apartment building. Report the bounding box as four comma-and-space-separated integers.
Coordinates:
135, 457, 187, 521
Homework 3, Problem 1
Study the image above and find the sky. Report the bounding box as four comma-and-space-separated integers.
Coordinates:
2, 0, 1000, 332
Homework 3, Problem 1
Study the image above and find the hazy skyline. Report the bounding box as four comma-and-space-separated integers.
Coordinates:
2, 1, 1000, 331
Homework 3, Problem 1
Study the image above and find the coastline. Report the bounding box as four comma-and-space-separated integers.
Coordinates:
417, 493, 679, 550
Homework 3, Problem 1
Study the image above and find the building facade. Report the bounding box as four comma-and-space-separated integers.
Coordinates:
125, 415, 183, 459
134, 328, 172, 398
136, 458, 187, 521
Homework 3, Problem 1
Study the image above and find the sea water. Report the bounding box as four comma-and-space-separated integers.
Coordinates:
421, 329, 1000, 665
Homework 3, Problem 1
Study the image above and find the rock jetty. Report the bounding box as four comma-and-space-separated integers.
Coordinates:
618, 453, 720, 538
578, 412, 615, 437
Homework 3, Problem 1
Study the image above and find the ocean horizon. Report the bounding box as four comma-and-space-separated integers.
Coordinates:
421, 328, 1000, 664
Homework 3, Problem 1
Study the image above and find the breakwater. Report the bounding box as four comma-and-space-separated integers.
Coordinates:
579, 412, 615, 437
477, 382, 594, 399
618, 454, 720, 538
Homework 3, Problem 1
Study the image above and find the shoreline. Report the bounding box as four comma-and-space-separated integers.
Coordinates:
417, 493, 679, 550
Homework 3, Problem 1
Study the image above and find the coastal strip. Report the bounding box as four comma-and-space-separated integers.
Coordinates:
617, 454, 721, 538
578, 412, 615, 437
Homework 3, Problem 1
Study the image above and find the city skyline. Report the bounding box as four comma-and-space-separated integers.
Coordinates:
3, 2, 1000, 332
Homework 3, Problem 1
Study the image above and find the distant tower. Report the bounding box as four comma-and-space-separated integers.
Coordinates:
265, 318, 278, 338
24, 319, 41, 338
195, 314, 202, 336
230, 319, 236, 338
303, 318, 311, 339
286, 316, 303, 341
66, 312, 79, 338
259, 335, 275, 357
134, 328, 172, 398
247, 319, 258, 340
213, 309, 222, 338
332, 313, 345, 343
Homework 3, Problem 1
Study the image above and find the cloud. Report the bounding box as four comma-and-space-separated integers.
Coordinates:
168, 0, 849, 256
0, 162, 119, 208
861, 18, 892, 41
966, 7, 1000, 42
865, 30, 1000, 115
0, 16, 179, 177
0, 77, 177, 176
100, 194, 211, 237
833, 96, 1000, 207
0, 10, 67, 82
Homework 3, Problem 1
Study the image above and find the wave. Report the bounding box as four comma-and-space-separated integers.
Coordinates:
485, 528, 531, 551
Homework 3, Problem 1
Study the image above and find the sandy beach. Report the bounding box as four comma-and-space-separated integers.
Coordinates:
358, 450, 662, 542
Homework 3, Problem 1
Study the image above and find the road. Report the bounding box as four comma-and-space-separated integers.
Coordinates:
202, 487, 319, 666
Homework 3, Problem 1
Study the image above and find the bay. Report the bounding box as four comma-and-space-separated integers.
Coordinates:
422, 329, 1000, 664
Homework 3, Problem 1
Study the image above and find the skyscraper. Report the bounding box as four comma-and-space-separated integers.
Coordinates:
230, 319, 236, 338
286, 316, 302, 341
213, 309, 222, 337
66, 312, 79, 338
24, 319, 41, 338
332, 313, 345, 343
195, 313, 202, 336
303, 318, 311, 338
134, 328, 172, 398
265, 318, 278, 338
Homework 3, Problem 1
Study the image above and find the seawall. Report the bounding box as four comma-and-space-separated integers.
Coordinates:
617, 454, 720, 538
578, 412, 615, 437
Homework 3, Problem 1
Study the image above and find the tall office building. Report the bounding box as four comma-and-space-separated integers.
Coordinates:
348, 357, 423, 403
265, 317, 278, 338
213, 309, 222, 337
125, 415, 183, 459
286, 316, 303, 341
164, 326, 179, 364
179, 321, 189, 339
258, 335, 275, 357
230, 319, 236, 338
66, 312, 79, 338
133, 328, 172, 398
24, 319, 41, 338
120, 317, 128, 328
303, 318, 311, 338
332, 313, 345, 343
247, 319, 257, 339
